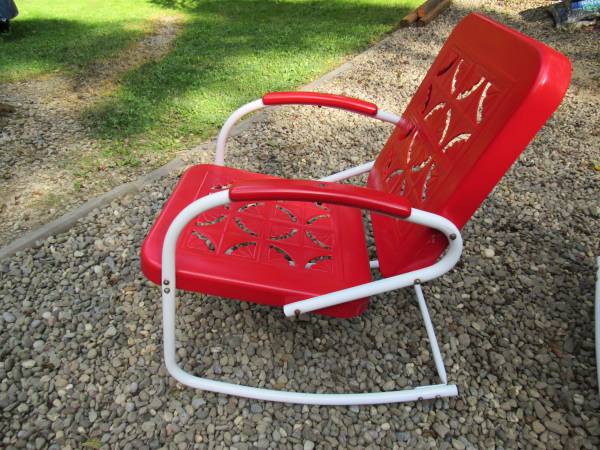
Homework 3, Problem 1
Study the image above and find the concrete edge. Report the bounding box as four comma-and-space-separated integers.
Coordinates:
0, 23, 404, 261
0, 158, 185, 260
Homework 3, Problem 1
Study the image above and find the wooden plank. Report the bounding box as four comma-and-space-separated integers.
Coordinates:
417, 0, 446, 18
399, 9, 419, 27
418, 0, 452, 26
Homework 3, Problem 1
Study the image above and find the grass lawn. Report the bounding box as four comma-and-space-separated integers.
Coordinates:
2, 0, 420, 170
0, 0, 177, 82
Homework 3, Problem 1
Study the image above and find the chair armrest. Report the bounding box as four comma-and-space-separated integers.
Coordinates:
229, 178, 412, 218
215, 93, 410, 166
262, 92, 378, 116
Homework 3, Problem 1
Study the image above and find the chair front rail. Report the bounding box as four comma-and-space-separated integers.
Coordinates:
282, 208, 462, 316
159, 189, 461, 404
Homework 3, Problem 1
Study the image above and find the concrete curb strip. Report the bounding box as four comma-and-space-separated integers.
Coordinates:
0, 158, 186, 260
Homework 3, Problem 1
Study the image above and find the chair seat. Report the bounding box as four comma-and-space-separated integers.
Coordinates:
141, 164, 372, 318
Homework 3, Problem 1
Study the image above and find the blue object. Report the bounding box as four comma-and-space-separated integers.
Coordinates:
571, 0, 600, 11
548, 0, 600, 27
0, 0, 18, 21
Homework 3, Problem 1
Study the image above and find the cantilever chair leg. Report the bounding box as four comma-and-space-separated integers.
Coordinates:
414, 283, 448, 385
160, 189, 459, 405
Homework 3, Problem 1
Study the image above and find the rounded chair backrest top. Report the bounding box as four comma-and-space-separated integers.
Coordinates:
367, 13, 571, 277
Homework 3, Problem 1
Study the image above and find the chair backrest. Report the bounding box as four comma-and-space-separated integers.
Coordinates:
367, 13, 571, 277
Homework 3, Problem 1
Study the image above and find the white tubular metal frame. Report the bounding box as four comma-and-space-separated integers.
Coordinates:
160, 189, 462, 405
214, 99, 403, 167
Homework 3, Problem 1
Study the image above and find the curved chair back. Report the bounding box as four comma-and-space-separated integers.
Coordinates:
368, 13, 571, 276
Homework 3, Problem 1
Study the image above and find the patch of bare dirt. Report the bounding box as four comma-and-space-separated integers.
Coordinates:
0, 14, 184, 247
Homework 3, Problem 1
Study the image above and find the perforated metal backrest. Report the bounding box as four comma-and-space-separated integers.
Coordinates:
367, 13, 571, 277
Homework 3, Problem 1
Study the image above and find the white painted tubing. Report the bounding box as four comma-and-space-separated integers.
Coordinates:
415, 284, 447, 384
160, 190, 459, 404
215, 99, 265, 166
283, 209, 462, 317
375, 109, 403, 124
319, 161, 375, 182
214, 99, 403, 167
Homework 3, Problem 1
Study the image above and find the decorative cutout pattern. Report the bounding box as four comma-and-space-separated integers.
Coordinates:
184, 186, 336, 272
234, 217, 258, 236
305, 255, 332, 270
269, 245, 295, 267
379, 53, 501, 205
191, 231, 216, 252
306, 230, 332, 250
196, 215, 226, 227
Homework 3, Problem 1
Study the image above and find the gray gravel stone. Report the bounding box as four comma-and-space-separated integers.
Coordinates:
0, 2, 599, 449
434, 423, 450, 438
303, 441, 315, 450
545, 420, 569, 436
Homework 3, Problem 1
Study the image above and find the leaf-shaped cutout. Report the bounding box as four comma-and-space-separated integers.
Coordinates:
406, 130, 419, 165
439, 109, 452, 145
422, 85, 432, 113
192, 231, 216, 252
437, 57, 458, 76
424, 102, 446, 121
270, 228, 298, 240
305, 255, 332, 270
269, 245, 295, 267
477, 82, 492, 124
421, 163, 436, 202
306, 214, 329, 225
275, 205, 298, 223
411, 156, 432, 173
196, 215, 226, 227
224, 241, 256, 256
442, 133, 471, 153
238, 202, 263, 213
234, 217, 258, 236
457, 77, 485, 100
451, 60, 464, 95
306, 231, 332, 250
210, 183, 232, 191
386, 168, 404, 182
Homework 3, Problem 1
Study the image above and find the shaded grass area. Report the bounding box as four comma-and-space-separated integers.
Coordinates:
86, 0, 419, 168
0, 0, 176, 82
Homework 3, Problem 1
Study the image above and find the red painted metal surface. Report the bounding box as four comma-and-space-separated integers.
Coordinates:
263, 92, 378, 116
230, 179, 412, 218
142, 13, 571, 316
368, 13, 571, 277
141, 165, 371, 318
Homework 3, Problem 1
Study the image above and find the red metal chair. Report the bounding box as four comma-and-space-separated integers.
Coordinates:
141, 13, 571, 405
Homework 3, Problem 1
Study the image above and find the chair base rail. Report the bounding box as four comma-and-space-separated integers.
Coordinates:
159, 189, 459, 405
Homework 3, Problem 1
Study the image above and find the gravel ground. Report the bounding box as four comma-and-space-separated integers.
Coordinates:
1, 1, 600, 448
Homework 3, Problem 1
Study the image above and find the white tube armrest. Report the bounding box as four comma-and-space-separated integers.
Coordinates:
215, 94, 408, 166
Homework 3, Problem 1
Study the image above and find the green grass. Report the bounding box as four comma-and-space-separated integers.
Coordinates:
2, 0, 420, 170
89, 0, 419, 167
0, 0, 175, 82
